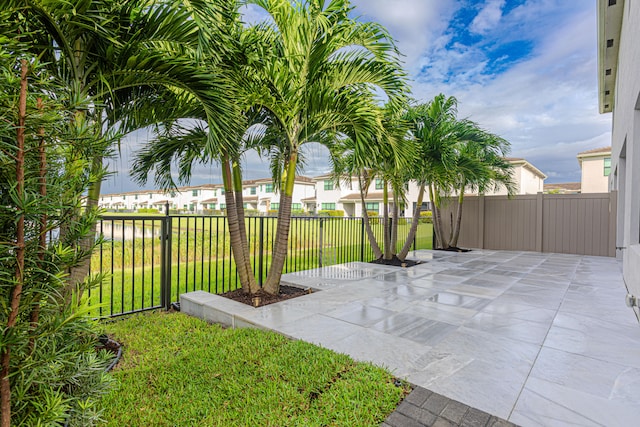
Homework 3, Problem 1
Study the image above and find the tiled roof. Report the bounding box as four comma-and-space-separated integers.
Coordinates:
577, 146, 611, 156
544, 182, 581, 191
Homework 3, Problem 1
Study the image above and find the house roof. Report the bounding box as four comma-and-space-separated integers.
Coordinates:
201, 198, 217, 203
338, 192, 396, 202
544, 182, 581, 193
577, 146, 612, 156
505, 158, 547, 180
597, 0, 623, 113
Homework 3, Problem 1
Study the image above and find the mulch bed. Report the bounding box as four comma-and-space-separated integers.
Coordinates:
435, 246, 472, 253
97, 335, 123, 372
370, 255, 422, 267
220, 285, 311, 308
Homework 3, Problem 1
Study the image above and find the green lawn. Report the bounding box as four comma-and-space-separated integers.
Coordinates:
101, 312, 410, 426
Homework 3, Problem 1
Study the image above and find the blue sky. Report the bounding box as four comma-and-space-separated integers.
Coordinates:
102, 0, 611, 194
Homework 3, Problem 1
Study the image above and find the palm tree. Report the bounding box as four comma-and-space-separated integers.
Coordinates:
245, 0, 408, 294
400, 94, 462, 254
12, 0, 241, 293
444, 124, 515, 248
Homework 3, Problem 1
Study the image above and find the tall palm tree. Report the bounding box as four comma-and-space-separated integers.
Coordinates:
445, 124, 515, 248
400, 94, 462, 255
12, 0, 241, 293
245, 0, 408, 294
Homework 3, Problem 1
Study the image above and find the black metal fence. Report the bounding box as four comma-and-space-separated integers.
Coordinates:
88, 214, 433, 317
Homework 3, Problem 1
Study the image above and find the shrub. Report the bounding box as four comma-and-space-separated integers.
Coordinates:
0, 50, 114, 426
318, 209, 344, 217
420, 210, 433, 223
367, 211, 379, 225
138, 208, 159, 214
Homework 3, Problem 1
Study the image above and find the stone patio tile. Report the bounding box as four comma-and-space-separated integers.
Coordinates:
404, 302, 478, 326
322, 328, 431, 377
462, 311, 551, 345
384, 411, 426, 427
324, 301, 396, 327
396, 401, 438, 425
529, 347, 640, 407
513, 376, 639, 427
275, 313, 366, 346
480, 300, 556, 324
544, 311, 640, 369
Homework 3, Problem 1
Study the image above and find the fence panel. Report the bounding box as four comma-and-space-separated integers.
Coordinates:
440, 192, 616, 257
89, 214, 433, 317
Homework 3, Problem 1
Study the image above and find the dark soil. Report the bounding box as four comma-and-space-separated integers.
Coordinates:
97, 335, 122, 372
370, 255, 422, 267
221, 285, 311, 308
435, 246, 472, 253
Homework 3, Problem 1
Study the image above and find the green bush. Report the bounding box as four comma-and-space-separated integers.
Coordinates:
397, 217, 407, 225
137, 208, 159, 214
318, 209, 344, 217
367, 211, 379, 224
0, 53, 115, 426
420, 210, 433, 223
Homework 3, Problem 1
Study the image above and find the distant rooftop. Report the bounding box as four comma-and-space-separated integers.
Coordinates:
577, 146, 612, 156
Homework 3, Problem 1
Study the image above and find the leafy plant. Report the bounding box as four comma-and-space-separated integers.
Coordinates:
0, 37, 113, 426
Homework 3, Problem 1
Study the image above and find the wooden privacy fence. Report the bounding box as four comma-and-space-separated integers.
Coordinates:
440, 192, 617, 257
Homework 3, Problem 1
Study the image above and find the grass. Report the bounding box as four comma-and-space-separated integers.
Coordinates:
101, 312, 410, 426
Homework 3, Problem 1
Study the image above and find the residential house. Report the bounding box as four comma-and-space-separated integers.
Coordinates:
598, 0, 640, 320
577, 147, 612, 193
310, 174, 426, 218
475, 158, 546, 196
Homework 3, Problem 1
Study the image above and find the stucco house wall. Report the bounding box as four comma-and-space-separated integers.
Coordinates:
598, 0, 640, 320
578, 148, 611, 193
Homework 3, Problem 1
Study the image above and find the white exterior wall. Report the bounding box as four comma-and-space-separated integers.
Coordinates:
520, 167, 545, 194
608, 0, 640, 320
580, 157, 610, 193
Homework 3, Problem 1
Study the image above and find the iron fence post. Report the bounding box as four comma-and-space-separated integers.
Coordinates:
258, 216, 264, 286
360, 217, 365, 261
318, 217, 324, 268
159, 204, 173, 310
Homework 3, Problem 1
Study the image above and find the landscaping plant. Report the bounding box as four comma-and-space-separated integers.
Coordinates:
0, 44, 114, 426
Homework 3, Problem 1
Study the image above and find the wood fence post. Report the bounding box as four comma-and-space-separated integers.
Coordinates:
536, 192, 544, 252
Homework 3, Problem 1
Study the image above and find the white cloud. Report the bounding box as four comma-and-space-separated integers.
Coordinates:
470, 0, 505, 35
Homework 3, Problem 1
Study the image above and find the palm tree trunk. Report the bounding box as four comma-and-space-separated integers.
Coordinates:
450, 186, 465, 248
1, 59, 28, 427
231, 159, 259, 293
398, 183, 425, 260
263, 151, 298, 295
358, 174, 382, 259
221, 157, 255, 294
383, 181, 392, 260
429, 183, 448, 249
390, 193, 399, 256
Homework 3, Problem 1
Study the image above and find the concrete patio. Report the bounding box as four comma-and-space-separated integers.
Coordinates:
181, 249, 640, 426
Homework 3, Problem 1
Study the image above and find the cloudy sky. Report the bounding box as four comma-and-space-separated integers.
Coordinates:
102, 0, 611, 194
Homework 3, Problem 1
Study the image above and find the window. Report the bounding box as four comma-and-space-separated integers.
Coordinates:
134, 194, 138, 200
149, 193, 153, 199
221, 189, 225, 195
375, 179, 383, 190
220, 203, 226, 210
604, 157, 611, 176
324, 180, 333, 191
209, 203, 216, 209
243, 203, 248, 209
292, 203, 302, 210
250, 187, 256, 195
265, 184, 273, 193
271, 203, 280, 210
192, 190, 199, 197
321, 203, 336, 210
365, 202, 379, 212
123, 195, 126, 200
